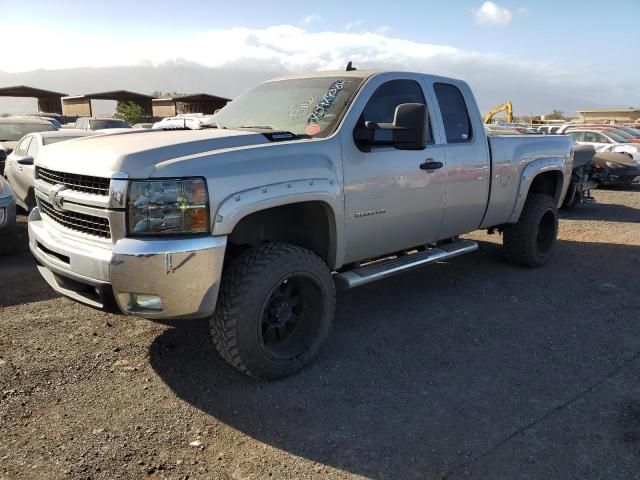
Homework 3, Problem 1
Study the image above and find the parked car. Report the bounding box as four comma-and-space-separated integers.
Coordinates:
561, 125, 640, 143
537, 125, 562, 134
29, 69, 573, 379
0, 118, 57, 173
42, 117, 63, 129
74, 118, 130, 130
152, 115, 215, 130
4, 130, 94, 211
565, 128, 640, 162
0, 176, 19, 255
591, 151, 640, 186
485, 124, 522, 135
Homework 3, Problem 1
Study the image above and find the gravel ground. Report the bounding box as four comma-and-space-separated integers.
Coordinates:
1, 186, 639, 480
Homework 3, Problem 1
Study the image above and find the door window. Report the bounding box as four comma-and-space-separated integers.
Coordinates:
433, 83, 472, 143
567, 131, 583, 142
583, 131, 606, 143
358, 79, 431, 143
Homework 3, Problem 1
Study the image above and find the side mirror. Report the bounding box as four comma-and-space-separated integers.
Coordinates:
354, 103, 427, 151
390, 103, 428, 150
17, 156, 34, 166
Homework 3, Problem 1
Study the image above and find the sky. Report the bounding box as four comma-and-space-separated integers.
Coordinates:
1, 0, 639, 113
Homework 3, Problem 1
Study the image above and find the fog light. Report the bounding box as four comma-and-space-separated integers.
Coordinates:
130, 293, 162, 311
0, 207, 5, 225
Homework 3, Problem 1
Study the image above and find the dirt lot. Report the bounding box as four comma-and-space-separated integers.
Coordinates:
1, 186, 639, 480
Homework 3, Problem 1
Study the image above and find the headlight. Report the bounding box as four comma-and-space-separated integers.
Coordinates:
127, 178, 209, 235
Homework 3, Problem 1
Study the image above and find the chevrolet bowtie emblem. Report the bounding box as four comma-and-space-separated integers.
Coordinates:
49, 185, 67, 211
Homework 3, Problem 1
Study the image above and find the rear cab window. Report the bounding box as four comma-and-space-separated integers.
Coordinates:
433, 83, 472, 144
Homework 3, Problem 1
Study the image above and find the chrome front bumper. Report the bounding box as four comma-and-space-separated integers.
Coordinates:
28, 207, 227, 319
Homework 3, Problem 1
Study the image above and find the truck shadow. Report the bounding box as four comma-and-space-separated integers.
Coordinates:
149, 239, 640, 479
561, 202, 640, 223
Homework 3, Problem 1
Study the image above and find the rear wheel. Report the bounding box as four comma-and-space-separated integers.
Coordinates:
210, 243, 335, 380
503, 194, 558, 268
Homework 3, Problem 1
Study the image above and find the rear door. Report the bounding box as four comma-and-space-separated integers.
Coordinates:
430, 82, 491, 238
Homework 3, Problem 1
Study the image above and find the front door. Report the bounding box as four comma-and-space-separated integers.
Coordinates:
341, 78, 447, 264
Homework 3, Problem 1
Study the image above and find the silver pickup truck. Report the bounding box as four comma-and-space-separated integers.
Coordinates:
28, 69, 573, 379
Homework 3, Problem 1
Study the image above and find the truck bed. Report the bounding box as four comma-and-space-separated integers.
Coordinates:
481, 134, 574, 228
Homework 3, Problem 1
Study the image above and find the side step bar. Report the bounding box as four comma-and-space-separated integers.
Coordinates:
334, 239, 478, 290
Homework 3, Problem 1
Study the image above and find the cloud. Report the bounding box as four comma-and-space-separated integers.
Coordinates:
344, 19, 365, 32
473, 2, 513, 26
0, 23, 636, 112
300, 14, 321, 25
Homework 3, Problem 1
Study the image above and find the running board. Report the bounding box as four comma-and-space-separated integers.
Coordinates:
334, 240, 478, 290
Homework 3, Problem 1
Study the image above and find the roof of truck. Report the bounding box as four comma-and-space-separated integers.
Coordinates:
268, 69, 383, 82
266, 69, 467, 87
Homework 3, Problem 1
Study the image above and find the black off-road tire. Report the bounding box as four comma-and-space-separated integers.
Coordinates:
503, 194, 558, 268
210, 243, 336, 380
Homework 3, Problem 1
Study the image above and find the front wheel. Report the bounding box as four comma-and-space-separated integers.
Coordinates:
210, 243, 336, 380
503, 194, 558, 268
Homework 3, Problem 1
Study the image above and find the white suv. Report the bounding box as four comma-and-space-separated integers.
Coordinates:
566, 129, 640, 161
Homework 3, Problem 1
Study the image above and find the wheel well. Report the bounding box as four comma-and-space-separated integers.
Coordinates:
228, 202, 336, 268
528, 171, 563, 203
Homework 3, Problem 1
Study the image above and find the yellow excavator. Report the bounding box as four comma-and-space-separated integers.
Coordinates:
484, 101, 513, 124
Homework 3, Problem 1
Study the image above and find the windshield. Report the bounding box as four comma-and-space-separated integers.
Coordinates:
0, 123, 56, 141
607, 129, 633, 139
89, 119, 130, 130
615, 126, 640, 136
603, 131, 628, 143
207, 76, 364, 137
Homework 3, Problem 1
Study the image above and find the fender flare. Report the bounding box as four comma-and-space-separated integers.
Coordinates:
507, 157, 569, 223
212, 178, 344, 267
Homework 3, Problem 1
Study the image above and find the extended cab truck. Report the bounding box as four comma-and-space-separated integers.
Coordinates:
28, 70, 574, 379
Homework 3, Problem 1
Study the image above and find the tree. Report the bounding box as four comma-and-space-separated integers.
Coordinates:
114, 101, 145, 125
544, 110, 565, 120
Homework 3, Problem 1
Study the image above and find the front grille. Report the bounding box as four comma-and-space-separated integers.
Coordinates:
37, 167, 110, 196
39, 199, 111, 239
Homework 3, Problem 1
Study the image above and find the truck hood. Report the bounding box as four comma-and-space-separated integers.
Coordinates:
36, 129, 272, 178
